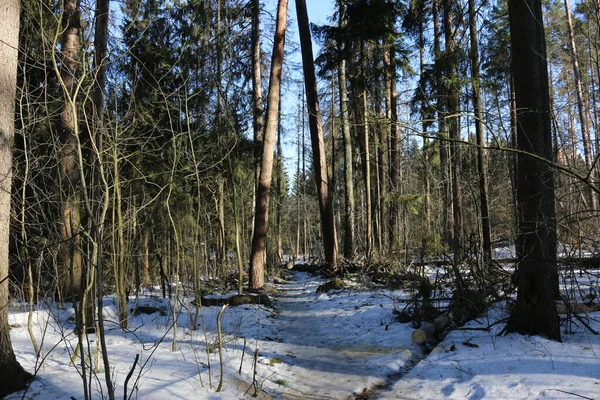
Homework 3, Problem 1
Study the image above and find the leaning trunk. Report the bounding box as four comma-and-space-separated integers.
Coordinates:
295, 0, 338, 268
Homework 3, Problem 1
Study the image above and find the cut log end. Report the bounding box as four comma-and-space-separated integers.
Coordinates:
411, 323, 435, 345
411, 314, 454, 345
411, 329, 427, 345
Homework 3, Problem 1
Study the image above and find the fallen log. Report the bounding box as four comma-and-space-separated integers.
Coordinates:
195, 293, 272, 307
556, 302, 600, 315
411, 314, 453, 345
316, 278, 345, 293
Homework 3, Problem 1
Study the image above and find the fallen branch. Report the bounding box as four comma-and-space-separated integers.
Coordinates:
216, 304, 228, 393
556, 303, 600, 315
124, 354, 139, 400
550, 389, 595, 400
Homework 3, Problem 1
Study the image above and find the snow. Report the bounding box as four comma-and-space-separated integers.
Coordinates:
5, 269, 600, 400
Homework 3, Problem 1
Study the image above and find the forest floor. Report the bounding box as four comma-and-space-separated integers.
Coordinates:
5, 266, 600, 399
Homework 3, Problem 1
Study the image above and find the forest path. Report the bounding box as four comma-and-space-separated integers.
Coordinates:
258, 271, 420, 399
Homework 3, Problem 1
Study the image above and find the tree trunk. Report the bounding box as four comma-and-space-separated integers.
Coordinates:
506, 0, 561, 341
92, 0, 109, 139
295, 0, 338, 268
251, 0, 264, 216
295, 110, 301, 261
384, 44, 400, 250
249, 0, 288, 289
58, 0, 83, 301
276, 98, 284, 264
375, 82, 387, 255
91, 4, 114, 392
218, 179, 226, 274
419, 13, 431, 231
564, 0, 596, 210
361, 88, 373, 258
509, 78, 519, 238
468, 0, 492, 266
0, 0, 32, 395
433, 0, 452, 249
113, 148, 127, 328
338, 1, 355, 260
443, 0, 464, 260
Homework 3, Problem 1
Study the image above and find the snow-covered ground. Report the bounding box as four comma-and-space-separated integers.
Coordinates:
5, 269, 600, 399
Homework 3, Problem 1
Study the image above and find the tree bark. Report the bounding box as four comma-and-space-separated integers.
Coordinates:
506, 0, 561, 341
249, 0, 288, 289
295, 0, 338, 268
0, 0, 32, 395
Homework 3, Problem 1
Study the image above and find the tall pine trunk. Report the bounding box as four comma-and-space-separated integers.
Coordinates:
249, 0, 288, 289
251, 0, 264, 225
506, 0, 560, 341
384, 44, 400, 250
338, 2, 355, 259
295, 0, 338, 268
